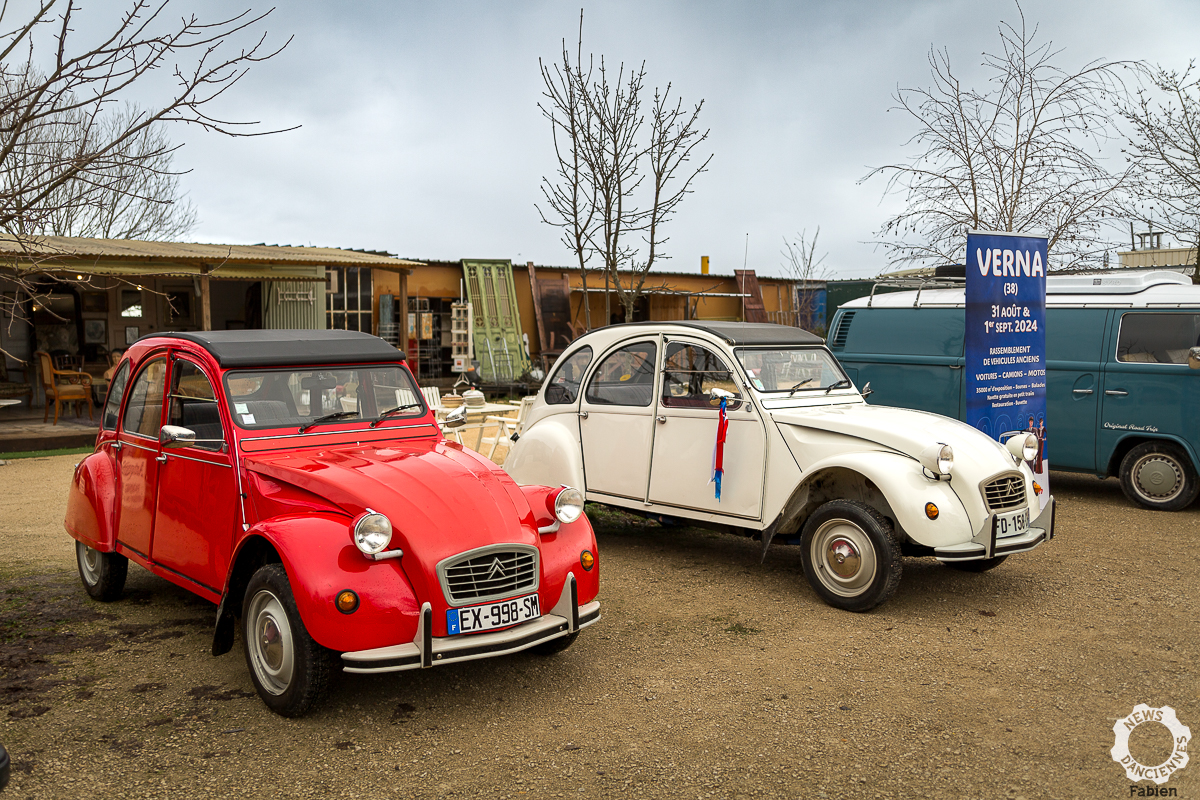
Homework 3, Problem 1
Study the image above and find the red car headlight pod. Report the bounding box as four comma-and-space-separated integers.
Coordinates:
552, 486, 585, 525
352, 510, 393, 556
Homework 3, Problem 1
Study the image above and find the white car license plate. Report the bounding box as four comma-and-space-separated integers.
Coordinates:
447, 594, 540, 635
996, 508, 1029, 538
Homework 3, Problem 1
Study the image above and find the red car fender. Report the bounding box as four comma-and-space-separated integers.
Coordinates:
238, 513, 423, 653
64, 450, 118, 552
535, 515, 599, 608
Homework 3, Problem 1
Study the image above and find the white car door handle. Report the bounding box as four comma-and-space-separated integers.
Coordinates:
578, 410, 588, 419
656, 415, 667, 424
1072, 388, 1094, 395
1105, 390, 1128, 397
155, 453, 168, 463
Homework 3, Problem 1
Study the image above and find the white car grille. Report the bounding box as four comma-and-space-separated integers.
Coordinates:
983, 474, 1027, 513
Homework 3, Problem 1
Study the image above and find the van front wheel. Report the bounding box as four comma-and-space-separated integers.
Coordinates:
1119, 442, 1199, 512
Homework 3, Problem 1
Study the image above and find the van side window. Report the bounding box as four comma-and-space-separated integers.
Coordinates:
101, 361, 130, 431
843, 309, 963, 357
584, 341, 657, 407
1117, 313, 1200, 364
661, 343, 741, 408
545, 346, 592, 405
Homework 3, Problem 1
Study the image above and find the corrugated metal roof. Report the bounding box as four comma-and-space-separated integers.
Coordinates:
0, 235, 422, 268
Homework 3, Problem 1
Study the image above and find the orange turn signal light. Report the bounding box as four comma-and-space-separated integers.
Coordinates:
580, 550, 595, 571
1033, 481, 1043, 496
925, 502, 939, 520
335, 590, 359, 614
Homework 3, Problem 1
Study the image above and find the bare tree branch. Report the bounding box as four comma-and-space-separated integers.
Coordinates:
862, 5, 1133, 270
538, 15, 710, 324
1121, 61, 1200, 283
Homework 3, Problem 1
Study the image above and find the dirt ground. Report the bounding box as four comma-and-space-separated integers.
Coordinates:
0, 454, 1196, 800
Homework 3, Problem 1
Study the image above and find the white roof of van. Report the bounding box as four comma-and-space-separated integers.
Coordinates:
840, 271, 1200, 309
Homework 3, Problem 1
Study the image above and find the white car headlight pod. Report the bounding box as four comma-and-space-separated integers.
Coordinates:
919, 442, 954, 476
1006, 432, 1038, 463
554, 486, 585, 524
353, 511, 393, 555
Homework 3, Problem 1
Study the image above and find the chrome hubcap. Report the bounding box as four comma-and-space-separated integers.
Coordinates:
78, 542, 101, 585
1133, 454, 1183, 502
810, 519, 877, 598
826, 538, 862, 579
247, 590, 293, 696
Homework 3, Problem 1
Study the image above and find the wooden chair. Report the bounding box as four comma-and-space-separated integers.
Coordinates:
480, 396, 536, 460
35, 350, 93, 425
0, 358, 33, 407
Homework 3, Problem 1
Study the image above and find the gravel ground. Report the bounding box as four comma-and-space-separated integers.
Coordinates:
0, 454, 1196, 799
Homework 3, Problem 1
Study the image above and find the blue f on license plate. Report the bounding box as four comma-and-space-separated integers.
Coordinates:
447, 594, 540, 635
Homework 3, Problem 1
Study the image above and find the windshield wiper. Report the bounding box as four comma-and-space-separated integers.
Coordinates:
787, 379, 818, 396
824, 379, 852, 394
369, 402, 424, 428
298, 410, 358, 433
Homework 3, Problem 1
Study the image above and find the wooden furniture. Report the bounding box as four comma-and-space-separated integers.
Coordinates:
0, 358, 33, 407
35, 350, 93, 425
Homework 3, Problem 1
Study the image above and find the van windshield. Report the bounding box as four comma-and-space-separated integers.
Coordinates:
734, 347, 849, 393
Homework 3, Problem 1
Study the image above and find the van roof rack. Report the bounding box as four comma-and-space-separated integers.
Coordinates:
867, 275, 964, 307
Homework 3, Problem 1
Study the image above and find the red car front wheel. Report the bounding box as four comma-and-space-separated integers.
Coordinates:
242, 564, 334, 717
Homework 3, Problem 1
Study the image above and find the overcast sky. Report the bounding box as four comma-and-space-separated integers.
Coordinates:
87, 0, 1200, 279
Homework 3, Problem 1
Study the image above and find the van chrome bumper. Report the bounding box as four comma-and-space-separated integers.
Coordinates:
935, 496, 1055, 562
341, 574, 599, 674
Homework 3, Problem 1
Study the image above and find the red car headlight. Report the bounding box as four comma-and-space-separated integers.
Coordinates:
551, 486, 584, 524
353, 510, 393, 555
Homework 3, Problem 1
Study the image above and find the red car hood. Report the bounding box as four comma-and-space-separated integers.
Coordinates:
244, 440, 539, 596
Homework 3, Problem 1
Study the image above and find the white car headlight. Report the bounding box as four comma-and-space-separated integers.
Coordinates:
1007, 432, 1038, 463
919, 442, 954, 477
353, 511, 393, 555
554, 486, 585, 524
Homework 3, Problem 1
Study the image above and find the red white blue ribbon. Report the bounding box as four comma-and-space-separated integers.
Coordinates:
710, 397, 728, 500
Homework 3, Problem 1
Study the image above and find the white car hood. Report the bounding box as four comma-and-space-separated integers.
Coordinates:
769, 402, 1014, 475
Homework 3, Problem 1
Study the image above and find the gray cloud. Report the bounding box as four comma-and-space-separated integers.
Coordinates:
81, 0, 1200, 277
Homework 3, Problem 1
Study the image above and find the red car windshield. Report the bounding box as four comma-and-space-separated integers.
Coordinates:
223, 365, 425, 430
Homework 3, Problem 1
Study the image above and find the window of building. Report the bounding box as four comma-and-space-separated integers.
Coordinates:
326, 267, 373, 333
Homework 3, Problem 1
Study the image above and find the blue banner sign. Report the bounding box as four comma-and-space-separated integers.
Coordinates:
965, 230, 1049, 507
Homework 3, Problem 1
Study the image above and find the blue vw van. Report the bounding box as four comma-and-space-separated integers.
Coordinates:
828, 271, 1200, 511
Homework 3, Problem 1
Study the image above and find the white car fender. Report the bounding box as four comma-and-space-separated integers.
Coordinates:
794, 450, 974, 548
504, 411, 585, 491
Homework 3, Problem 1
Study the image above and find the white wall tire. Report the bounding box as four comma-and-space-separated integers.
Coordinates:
75, 541, 127, 602
241, 564, 332, 717
800, 500, 902, 612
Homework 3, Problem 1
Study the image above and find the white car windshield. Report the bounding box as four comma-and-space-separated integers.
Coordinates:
223, 365, 425, 429
734, 347, 850, 393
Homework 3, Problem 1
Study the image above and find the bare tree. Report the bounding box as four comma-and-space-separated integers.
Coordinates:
16, 102, 197, 240
863, 7, 1131, 269
538, 19, 711, 324
0, 0, 289, 327
781, 227, 829, 333
537, 17, 597, 331
1122, 62, 1200, 283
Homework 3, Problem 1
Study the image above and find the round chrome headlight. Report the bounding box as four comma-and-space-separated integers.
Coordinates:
554, 487, 585, 524
1006, 432, 1038, 463
353, 511, 393, 555
936, 444, 954, 474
